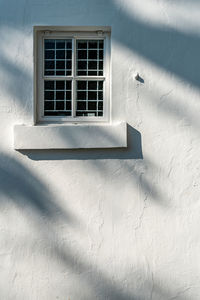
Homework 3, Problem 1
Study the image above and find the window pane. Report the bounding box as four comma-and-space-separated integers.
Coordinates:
45, 61, 54, 70
88, 81, 97, 90
76, 80, 104, 117
56, 50, 65, 59
56, 101, 64, 110
56, 91, 64, 100
45, 50, 54, 59
76, 40, 104, 76
56, 61, 65, 69
77, 81, 86, 90
56, 81, 65, 90
56, 41, 65, 49
44, 101, 54, 110
45, 81, 54, 90
45, 40, 55, 49
44, 39, 72, 76
89, 41, 97, 49
88, 50, 97, 59
44, 80, 72, 116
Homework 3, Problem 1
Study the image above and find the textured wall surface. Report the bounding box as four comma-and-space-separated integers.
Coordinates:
0, 0, 200, 299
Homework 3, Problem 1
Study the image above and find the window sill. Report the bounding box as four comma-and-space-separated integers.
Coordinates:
14, 122, 127, 150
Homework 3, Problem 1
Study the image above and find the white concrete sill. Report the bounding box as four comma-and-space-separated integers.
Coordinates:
14, 122, 127, 150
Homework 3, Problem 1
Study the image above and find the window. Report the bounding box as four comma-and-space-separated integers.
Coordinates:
35, 27, 111, 123
14, 27, 127, 150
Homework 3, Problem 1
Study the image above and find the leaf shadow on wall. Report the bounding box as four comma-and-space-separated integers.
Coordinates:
0, 153, 188, 299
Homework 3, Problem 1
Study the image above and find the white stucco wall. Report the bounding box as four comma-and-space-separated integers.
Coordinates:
0, 0, 200, 299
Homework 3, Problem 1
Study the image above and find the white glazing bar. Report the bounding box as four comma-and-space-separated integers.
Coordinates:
43, 76, 73, 80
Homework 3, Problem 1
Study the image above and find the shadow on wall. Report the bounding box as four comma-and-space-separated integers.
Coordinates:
0, 0, 197, 298
0, 0, 199, 125
0, 153, 189, 299
20, 122, 167, 206
20, 124, 143, 161
112, 3, 200, 88
0, 153, 75, 224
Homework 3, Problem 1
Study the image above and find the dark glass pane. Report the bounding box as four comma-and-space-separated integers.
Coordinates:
98, 101, 103, 110
56, 101, 64, 110
56, 41, 65, 49
45, 40, 55, 49
56, 50, 65, 59
66, 60, 71, 69
98, 111, 103, 116
66, 81, 71, 90
89, 41, 97, 49
98, 81, 103, 90
45, 91, 54, 100
66, 91, 71, 100
56, 91, 64, 100
45, 61, 54, 69
78, 61, 87, 70
77, 70, 87, 76
77, 101, 86, 110
77, 42, 87, 49
98, 92, 103, 100
99, 50, 103, 59
88, 81, 97, 90
77, 50, 87, 59
45, 111, 71, 116
66, 41, 72, 49
77, 81, 86, 90
66, 70, 71, 76
56, 81, 64, 90
88, 102, 97, 110
66, 101, 71, 110
45, 70, 54, 76
98, 71, 103, 76
66, 50, 72, 59
88, 61, 97, 70
45, 50, 54, 59
88, 50, 97, 59
99, 41, 104, 49
88, 70, 97, 76
56, 71, 65, 76
77, 91, 86, 100
88, 91, 97, 100
99, 61, 103, 70
45, 81, 54, 90
56, 61, 65, 69
44, 101, 54, 110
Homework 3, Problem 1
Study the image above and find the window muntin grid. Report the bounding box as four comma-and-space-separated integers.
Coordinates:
44, 39, 72, 76
76, 81, 103, 116
42, 35, 107, 120
44, 80, 72, 116
76, 40, 104, 76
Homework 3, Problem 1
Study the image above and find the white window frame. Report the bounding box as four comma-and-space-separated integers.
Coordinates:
34, 26, 111, 124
